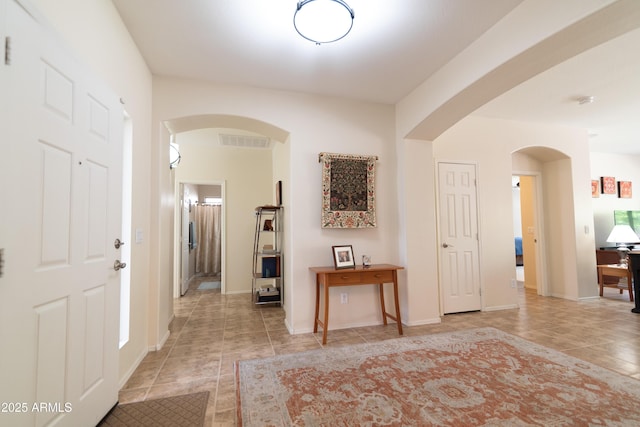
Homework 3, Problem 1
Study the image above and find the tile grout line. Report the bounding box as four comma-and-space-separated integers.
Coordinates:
144, 289, 203, 400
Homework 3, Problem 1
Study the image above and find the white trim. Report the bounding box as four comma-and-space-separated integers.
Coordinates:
483, 304, 519, 312
225, 290, 252, 295
173, 179, 227, 297
512, 170, 549, 297
152, 329, 171, 351
403, 317, 442, 327
118, 347, 148, 389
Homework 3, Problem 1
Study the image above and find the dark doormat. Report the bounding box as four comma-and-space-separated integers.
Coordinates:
98, 391, 209, 427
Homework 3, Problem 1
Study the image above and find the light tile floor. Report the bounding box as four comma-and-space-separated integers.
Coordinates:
119, 276, 640, 426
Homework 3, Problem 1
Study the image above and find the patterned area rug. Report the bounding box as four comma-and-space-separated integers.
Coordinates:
98, 391, 209, 426
236, 328, 640, 426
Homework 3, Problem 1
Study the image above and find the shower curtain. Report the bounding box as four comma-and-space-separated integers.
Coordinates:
194, 204, 222, 275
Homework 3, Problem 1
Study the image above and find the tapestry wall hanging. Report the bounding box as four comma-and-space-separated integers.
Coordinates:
319, 152, 377, 228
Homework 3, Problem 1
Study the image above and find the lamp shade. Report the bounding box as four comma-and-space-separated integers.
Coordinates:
294, 0, 354, 45
606, 224, 639, 244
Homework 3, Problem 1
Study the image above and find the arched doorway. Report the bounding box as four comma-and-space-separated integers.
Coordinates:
512, 146, 573, 298
162, 115, 290, 300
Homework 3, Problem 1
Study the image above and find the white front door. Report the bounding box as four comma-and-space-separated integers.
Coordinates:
438, 162, 482, 314
0, 1, 123, 425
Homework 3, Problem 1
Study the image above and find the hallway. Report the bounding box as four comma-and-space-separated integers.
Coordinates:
119, 278, 640, 426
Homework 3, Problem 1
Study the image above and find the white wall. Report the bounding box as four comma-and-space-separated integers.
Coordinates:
590, 152, 640, 248
152, 77, 398, 334
433, 116, 597, 302
394, 139, 439, 326
33, 0, 153, 386
174, 129, 274, 294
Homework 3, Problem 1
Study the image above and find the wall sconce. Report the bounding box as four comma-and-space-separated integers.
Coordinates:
294, 0, 355, 45
169, 142, 181, 169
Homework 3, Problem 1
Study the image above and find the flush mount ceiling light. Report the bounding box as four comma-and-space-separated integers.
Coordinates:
294, 0, 355, 45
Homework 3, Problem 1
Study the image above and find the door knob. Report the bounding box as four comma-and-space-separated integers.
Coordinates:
114, 238, 125, 249
442, 243, 454, 248
114, 260, 127, 271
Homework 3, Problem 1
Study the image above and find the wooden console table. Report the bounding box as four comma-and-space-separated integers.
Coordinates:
597, 264, 633, 301
309, 264, 404, 345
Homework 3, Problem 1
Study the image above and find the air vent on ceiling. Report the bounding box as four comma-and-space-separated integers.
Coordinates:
219, 133, 271, 149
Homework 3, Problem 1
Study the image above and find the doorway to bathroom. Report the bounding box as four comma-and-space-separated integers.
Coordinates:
176, 182, 225, 296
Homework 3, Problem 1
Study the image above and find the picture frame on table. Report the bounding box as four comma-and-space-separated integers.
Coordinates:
332, 245, 355, 269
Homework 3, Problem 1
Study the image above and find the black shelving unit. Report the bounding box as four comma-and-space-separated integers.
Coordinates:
252, 206, 283, 305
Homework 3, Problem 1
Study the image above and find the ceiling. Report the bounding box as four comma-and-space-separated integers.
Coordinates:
112, 0, 640, 154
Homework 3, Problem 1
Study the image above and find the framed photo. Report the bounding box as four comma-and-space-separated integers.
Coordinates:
591, 180, 600, 198
601, 176, 616, 195
319, 152, 377, 228
332, 245, 355, 269
618, 181, 632, 199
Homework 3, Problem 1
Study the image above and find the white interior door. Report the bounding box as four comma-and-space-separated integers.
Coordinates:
438, 162, 482, 314
0, 1, 122, 425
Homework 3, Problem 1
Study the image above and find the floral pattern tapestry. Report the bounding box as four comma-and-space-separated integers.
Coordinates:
319, 152, 376, 228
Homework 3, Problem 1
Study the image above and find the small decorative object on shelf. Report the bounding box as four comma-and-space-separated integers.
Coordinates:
252, 206, 283, 305
362, 254, 371, 267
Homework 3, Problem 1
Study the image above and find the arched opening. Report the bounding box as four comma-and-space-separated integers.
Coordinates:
512, 146, 572, 298
163, 114, 290, 307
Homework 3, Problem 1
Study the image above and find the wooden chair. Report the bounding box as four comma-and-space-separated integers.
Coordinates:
596, 249, 633, 301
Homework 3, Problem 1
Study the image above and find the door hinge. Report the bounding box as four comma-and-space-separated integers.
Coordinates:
0, 248, 4, 277
4, 37, 11, 65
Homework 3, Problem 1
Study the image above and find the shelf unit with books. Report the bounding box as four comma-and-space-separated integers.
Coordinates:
252, 206, 283, 305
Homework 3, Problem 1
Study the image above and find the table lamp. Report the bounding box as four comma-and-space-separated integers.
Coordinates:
606, 224, 640, 265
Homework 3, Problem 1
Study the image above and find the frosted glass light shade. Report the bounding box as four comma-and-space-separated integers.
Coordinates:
294, 0, 354, 45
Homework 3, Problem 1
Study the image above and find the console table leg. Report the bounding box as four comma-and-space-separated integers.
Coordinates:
313, 276, 321, 333
393, 274, 403, 335
379, 283, 388, 325
322, 282, 329, 345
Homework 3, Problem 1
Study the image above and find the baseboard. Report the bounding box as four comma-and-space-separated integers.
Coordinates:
403, 317, 442, 327
119, 347, 148, 389
284, 318, 408, 335
578, 295, 600, 301
483, 304, 519, 312
149, 329, 171, 352
224, 289, 252, 295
